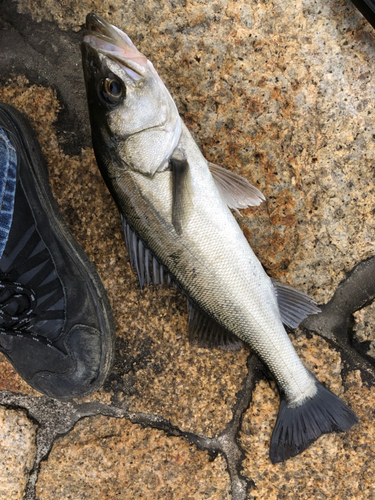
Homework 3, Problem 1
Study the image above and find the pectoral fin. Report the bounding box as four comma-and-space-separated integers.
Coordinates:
171, 158, 194, 235
208, 162, 265, 215
272, 279, 321, 328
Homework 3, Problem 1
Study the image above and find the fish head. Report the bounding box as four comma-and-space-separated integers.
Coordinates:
81, 13, 181, 177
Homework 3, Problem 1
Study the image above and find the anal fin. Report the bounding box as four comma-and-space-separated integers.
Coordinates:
121, 214, 243, 349
187, 300, 243, 351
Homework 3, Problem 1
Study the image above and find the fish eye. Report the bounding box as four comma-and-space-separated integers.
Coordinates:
105, 78, 122, 97
100, 74, 125, 106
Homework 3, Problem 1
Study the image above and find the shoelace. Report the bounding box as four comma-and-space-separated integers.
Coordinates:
0, 279, 55, 347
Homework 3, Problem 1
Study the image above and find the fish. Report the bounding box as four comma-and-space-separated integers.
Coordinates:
81, 13, 358, 463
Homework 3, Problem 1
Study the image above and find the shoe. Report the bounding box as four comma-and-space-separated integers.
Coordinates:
0, 103, 115, 400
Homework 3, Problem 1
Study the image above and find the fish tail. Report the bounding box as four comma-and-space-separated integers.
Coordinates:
269, 380, 358, 463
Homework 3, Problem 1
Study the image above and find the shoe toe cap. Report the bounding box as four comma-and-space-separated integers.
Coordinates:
32, 324, 107, 400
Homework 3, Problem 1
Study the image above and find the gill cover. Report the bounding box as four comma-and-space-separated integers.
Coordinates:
82, 13, 181, 176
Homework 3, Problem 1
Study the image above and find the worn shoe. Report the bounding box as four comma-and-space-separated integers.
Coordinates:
0, 102, 115, 400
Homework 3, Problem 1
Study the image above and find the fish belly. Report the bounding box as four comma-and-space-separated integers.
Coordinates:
113, 148, 315, 406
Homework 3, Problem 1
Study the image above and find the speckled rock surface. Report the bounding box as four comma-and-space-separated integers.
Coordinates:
0, 76, 248, 436
241, 369, 375, 499
12, 0, 375, 303
353, 301, 375, 360
0, 407, 37, 500
240, 335, 374, 499
36, 415, 231, 499
0, 1, 375, 499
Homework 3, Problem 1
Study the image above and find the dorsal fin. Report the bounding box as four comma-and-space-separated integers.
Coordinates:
208, 161, 265, 215
187, 300, 243, 351
272, 279, 321, 328
121, 215, 171, 289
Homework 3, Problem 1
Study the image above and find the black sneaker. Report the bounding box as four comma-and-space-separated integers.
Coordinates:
0, 102, 115, 400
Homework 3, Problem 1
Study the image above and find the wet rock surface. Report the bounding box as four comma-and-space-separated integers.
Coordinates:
0, 1, 374, 499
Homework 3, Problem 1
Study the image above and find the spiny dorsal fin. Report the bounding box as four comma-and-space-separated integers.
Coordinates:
208, 161, 265, 215
272, 279, 321, 328
171, 158, 194, 235
121, 215, 172, 289
187, 300, 243, 351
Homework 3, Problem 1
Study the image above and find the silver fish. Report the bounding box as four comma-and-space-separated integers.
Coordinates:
81, 13, 358, 463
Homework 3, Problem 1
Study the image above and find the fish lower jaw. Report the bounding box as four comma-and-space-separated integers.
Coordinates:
285, 378, 318, 408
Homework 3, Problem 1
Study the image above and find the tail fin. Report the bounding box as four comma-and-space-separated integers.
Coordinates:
270, 381, 358, 463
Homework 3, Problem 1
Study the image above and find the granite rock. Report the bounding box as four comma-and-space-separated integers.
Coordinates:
240, 336, 373, 499
36, 415, 231, 499
353, 301, 375, 361
0, 77, 248, 437
12, 0, 375, 304
0, 407, 37, 500
0, 1, 375, 499
353, 301, 375, 342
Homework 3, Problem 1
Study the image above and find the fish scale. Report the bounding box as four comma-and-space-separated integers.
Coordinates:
111, 123, 319, 412
81, 12, 358, 463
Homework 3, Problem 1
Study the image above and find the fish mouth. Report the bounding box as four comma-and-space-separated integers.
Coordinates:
83, 13, 147, 80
